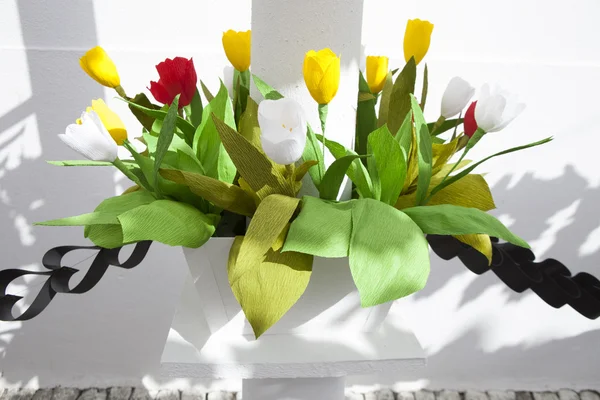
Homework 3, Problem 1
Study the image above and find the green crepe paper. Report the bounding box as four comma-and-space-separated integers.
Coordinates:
160, 169, 256, 217
153, 95, 180, 194
184, 88, 204, 129
427, 118, 463, 136
118, 200, 216, 248
128, 92, 160, 132
387, 57, 416, 135
317, 134, 373, 198
252, 74, 284, 100
229, 236, 313, 338
36, 212, 120, 226
239, 97, 263, 150
283, 196, 353, 258
124, 98, 195, 142
233, 69, 250, 126
350, 198, 430, 307
48, 160, 131, 167
229, 194, 311, 338
193, 81, 236, 184
420, 64, 428, 110
377, 71, 394, 128
410, 94, 433, 205
212, 114, 295, 198
356, 71, 377, 160
367, 125, 406, 205
402, 204, 530, 248
144, 126, 204, 175
319, 155, 366, 201
396, 110, 413, 161
200, 80, 214, 102
303, 124, 325, 187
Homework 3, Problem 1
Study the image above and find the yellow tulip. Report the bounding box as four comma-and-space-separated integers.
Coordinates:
79, 46, 121, 88
403, 19, 434, 65
222, 30, 252, 72
303, 48, 341, 105
366, 56, 389, 94
77, 99, 127, 145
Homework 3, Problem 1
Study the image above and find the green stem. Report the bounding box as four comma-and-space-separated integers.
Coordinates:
430, 115, 446, 136
285, 163, 295, 184
113, 157, 141, 186
115, 85, 129, 100
318, 103, 329, 160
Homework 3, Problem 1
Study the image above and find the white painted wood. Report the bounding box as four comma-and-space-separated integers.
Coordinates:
182, 238, 392, 337
242, 377, 345, 400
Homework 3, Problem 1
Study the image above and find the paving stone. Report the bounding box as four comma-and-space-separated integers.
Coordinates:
206, 393, 234, 400
181, 392, 205, 400
516, 392, 533, 400
376, 389, 395, 400
52, 389, 80, 400
156, 391, 180, 400
489, 392, 516, 400
437, 390, 461, 400
397, 392, 415, 400
465, 391, 489, 400
416, 391, 436, 400
558, 391, 579, 400
79, 389, 107, 400
533, 392, 560, 400
108, 388, 132, 400
130, 388, 152, 400
580, 392, 600, 400
31, 389, 53, 400
5, 389, 37, 400
345, 393, 364, 400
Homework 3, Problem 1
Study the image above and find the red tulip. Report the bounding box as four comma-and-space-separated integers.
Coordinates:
148, 57, 197, 108
464, 101, 478, 138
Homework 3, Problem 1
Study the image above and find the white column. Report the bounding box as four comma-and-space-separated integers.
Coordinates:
251, 0, 365, 168
243, 377, 345, 400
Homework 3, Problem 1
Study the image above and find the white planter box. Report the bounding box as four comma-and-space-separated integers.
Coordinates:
182, 237, 392, 337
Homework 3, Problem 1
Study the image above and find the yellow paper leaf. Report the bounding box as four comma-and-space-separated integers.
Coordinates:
434, 159, 472, 178
239, 96, 262, 150
295, 160, 319, 182
395, 174, 495, 211
431, 138, 458, 176
160, 168, 256, 216
455, 234, 492, 265
271, 223, 291, 251
122, 185, 140, 195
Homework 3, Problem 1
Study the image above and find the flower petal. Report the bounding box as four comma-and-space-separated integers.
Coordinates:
260, 136, 306, 165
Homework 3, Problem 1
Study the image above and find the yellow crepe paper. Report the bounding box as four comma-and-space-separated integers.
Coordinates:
455, 234, 493, 265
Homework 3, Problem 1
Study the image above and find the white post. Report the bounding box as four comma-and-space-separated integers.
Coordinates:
251, 0, 365, 197
243, 377, 345, 400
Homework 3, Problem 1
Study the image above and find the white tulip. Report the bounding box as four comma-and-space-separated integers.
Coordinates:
441, 76, 475, 119
59, 110, 118, 162
474, 84, 526, 133
258, 98, 307, 165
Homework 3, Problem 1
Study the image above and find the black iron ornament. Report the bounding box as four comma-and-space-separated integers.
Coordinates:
0, 241, 152, 321
1, 236, 599, 321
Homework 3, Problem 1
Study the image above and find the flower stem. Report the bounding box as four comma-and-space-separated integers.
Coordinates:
113, 158, 141, 186
318, 103, 329, 160
430, 115, 446, 136
115, 85, 129, 100
285, 163, 295, 183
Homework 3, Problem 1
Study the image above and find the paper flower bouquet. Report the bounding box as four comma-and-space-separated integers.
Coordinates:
39, 20, 551, 337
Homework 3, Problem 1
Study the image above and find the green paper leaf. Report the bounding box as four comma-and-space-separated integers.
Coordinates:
367, 125, 406, 205
356, 71, 377, 159
229, 236, 313, 339
118, 199, 216, 248
200, 80, 214, 102
387, 57, 416, 135
411, 94, 432, 205
184, 88, 203, 128
302, 124, 325, 187
252, 74, 284, 100
47, 160, 133, 167
212, 114, 295, 198
428, 118, 463, 136
429, 137, 553, 199
128, 93, 160, 131
420, 63, 428, 110
294, 160, 319, 182
349, 198, 429, 307
154, 95, 180, 193
194, 81, 237, 184
402, 204, 530, 248
124, 99, 195, 142
319, 155, 366, 201
283, 196, 353, 258
35, 212, 120, 226
316, 134, 373, 198
87, 225, 124, 249
160, 168, 256, 216
377, 72, 394, 128
396, 110, 413, 160
239, 96, 262, 150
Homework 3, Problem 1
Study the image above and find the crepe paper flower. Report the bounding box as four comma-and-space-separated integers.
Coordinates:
222, 30, 252, 72
441, 77, 475, 119
60, 110, 118, 162
366, 56, 389, 94
474, 84, 526, 133
79, 46, 121, 89
303, 48, 341, 105
258, 98, 307, 165
148, 57, 197, 108
403, 19, 434, 65
464, 101, 478, 138
77, 99, 127, 145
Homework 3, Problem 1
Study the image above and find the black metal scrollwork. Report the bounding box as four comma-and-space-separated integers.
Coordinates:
0, 241, 152, 321
426, 235, 600, 319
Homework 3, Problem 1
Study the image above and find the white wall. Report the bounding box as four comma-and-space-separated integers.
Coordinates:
1, 0, 600, 392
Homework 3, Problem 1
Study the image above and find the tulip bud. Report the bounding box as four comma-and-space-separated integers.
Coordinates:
148, 57, 197, 108
303, 48, 341, 105
463, 101, 478, 138
60, 110, 118, 162
366, 56, 389, 94
258, 98, 307, 165
222, 30, 252, 72
403, 19, 434, 65
79, 46, 121, 89
441, 77, 475, 119
474, 84, 526, 133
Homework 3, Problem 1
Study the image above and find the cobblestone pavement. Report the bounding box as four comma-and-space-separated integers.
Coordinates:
0, 388, 598, 400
